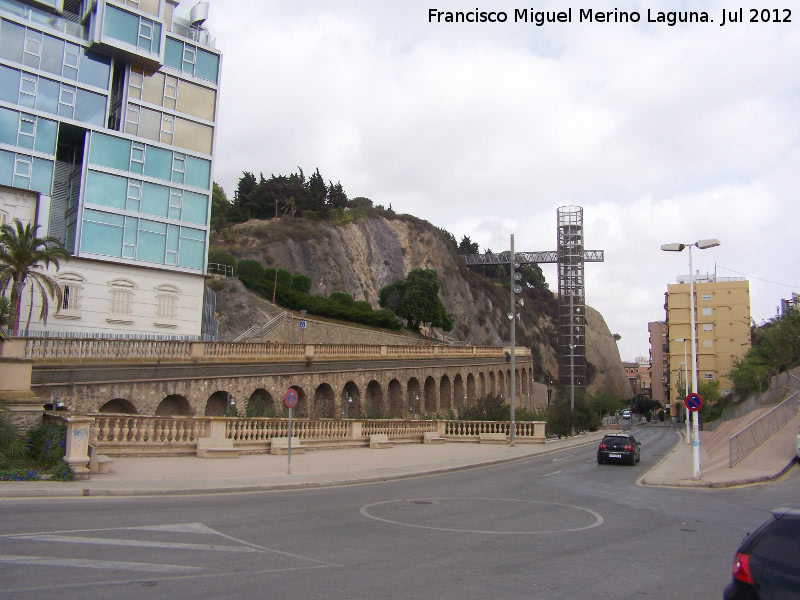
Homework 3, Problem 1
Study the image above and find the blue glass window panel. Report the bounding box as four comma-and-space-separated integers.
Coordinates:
85, 170, 126, 209
185, 156, 210, 190
195, 49, 219, 84
171, 154, 184, 184
0, 149, 13, 186
0, 107, 16, 145
137, 224, 166, 263
104, 5, 139, 46
39, 34, 64, 77
17, 116, 34, 149
143, 145, 171, 181
0, 20, 24, 63
164, 37, 182, 70
35, 77, 59, 114
34, 117, 57, 154
178, 228, 205, 269
139, 219, 166, 234
146, 22, 162, 54
81, 210, 124, 257
167, 224, 179, 250
181, 190, 208, 224
74, 88, 106, 126
89, 133, 131, 171
31, 158, 53, 194
79, 50, 111, 89
123, 217, 138, 244
0, 65, 20, 103
141, 181, 169, 217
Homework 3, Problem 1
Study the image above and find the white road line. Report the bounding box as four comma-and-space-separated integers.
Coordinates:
552, 455, 575, 462
543, 470, 562, 477
13, 534, 258, 553
0, 555, 201, 573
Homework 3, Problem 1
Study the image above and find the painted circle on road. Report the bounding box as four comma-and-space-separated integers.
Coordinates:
360, 497, 604, 535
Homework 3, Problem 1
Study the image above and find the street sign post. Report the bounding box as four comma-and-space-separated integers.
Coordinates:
284, 389, 298, 474
299, 320, 306, 344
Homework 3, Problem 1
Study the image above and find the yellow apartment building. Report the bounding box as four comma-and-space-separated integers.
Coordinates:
665, 275, 751, 402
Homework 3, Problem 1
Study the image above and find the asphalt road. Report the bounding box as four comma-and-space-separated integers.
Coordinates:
1, 425, 797, 600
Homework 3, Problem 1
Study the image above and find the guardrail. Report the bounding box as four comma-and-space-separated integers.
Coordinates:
729, 392, 799, 467
5, 337, 515, 362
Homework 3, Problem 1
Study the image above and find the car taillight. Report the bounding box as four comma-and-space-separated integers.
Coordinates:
624, 445, 633, 451
599, 444, 606, 450
733, 552, 754, 584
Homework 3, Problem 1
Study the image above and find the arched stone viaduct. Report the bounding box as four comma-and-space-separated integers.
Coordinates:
36, 358, 541, 419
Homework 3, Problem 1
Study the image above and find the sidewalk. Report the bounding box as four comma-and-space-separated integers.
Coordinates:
0, 420, 796, 498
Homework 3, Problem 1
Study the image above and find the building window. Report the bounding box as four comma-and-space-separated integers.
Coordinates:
702, 294, 712, 301
155, 285, 179, 327
702, 308, 712, 316
108, 279, 135, 324
704, 373, 714, 379
703, 324, 713, 331
703, 340, 713, 347
56, 274, 84, 319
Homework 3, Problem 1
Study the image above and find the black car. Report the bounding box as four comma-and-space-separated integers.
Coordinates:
723, 508, 800, 600
597, 432, 640, 465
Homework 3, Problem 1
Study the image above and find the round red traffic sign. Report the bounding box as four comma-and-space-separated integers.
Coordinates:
685, 392, 703, 412
284, 389, 299, 409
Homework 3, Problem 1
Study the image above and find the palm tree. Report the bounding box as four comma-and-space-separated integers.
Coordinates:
0, 219, 69, 335
0, 297, 10, 341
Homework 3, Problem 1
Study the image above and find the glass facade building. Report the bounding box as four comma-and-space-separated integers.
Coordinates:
0, 0, 219, 338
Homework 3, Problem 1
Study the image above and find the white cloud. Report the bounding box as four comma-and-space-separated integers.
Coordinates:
204, 0, 800, 360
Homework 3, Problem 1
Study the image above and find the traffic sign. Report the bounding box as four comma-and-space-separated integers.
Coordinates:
685, 393, 703, 412
284, 389, 299, 409
299, 321, 307, 329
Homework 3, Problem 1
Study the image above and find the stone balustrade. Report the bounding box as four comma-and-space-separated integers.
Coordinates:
65, 414, 545, 460
8, 338, 518, 363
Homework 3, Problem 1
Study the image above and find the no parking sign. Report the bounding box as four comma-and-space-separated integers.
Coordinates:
685, 393, 703, 412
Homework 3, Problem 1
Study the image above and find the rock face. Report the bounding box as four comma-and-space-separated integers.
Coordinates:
210, 214, 632, 398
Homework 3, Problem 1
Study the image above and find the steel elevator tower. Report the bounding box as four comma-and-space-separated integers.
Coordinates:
462, 206, 604, 395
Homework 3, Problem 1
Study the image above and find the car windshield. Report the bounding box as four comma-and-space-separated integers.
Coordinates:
603, 437, 630, 446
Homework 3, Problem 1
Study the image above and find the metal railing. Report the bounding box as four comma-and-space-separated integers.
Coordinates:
729, 391, 799, 467
233, 312, 288, 342
207, 263, 233, 277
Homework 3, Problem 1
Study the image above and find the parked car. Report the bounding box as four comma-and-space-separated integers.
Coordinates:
597, 432, 640, 465
621, 409, 631, 419
723, 507, 800, 599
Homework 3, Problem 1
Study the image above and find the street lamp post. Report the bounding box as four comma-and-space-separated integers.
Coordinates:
661, 239, 720, 479
674, 338, 691, 445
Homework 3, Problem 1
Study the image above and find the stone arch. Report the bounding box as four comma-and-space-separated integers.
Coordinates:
99, 398, 137, 414
488, 371, 496, 397
314, 383, 335, 419
453, 374, 465, 410
479, 372, 486, 399
498, 370, 506, 399
423, 376, 437, 414
341, 381, 361, 419
366, 380, 383, 417
205, 390, 231, 416
466, 373, 476, 405
155, 394, 192, 416
407, 378, 421, 418
246, 389, 274, 417
439, 375, 452, 411
388, 379, 403, 417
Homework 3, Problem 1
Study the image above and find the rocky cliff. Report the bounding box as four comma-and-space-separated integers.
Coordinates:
209, 214, 632, 399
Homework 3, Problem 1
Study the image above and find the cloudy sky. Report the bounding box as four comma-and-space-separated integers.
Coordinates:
194, 0, 799, 360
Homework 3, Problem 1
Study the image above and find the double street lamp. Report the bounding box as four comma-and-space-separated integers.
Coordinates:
661, 238, 720, 479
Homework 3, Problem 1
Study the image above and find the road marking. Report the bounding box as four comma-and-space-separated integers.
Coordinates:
552, 454, 575, 462
13, 534, 259, 553
543, 470, 562, 477
0, 555, 201, 573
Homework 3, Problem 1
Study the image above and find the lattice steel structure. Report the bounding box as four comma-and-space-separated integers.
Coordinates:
461, 206, 603, 395
557, 206, 586, 391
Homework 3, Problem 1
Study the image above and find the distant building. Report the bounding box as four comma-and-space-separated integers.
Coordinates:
648, 321, 668, 406
665, 274, 751, 401
623, 356, 652, 400
0, 0, 220, 339
781, 293, 799, 316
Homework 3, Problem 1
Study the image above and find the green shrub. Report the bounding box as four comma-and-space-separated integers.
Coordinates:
237, 259, 264, 285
